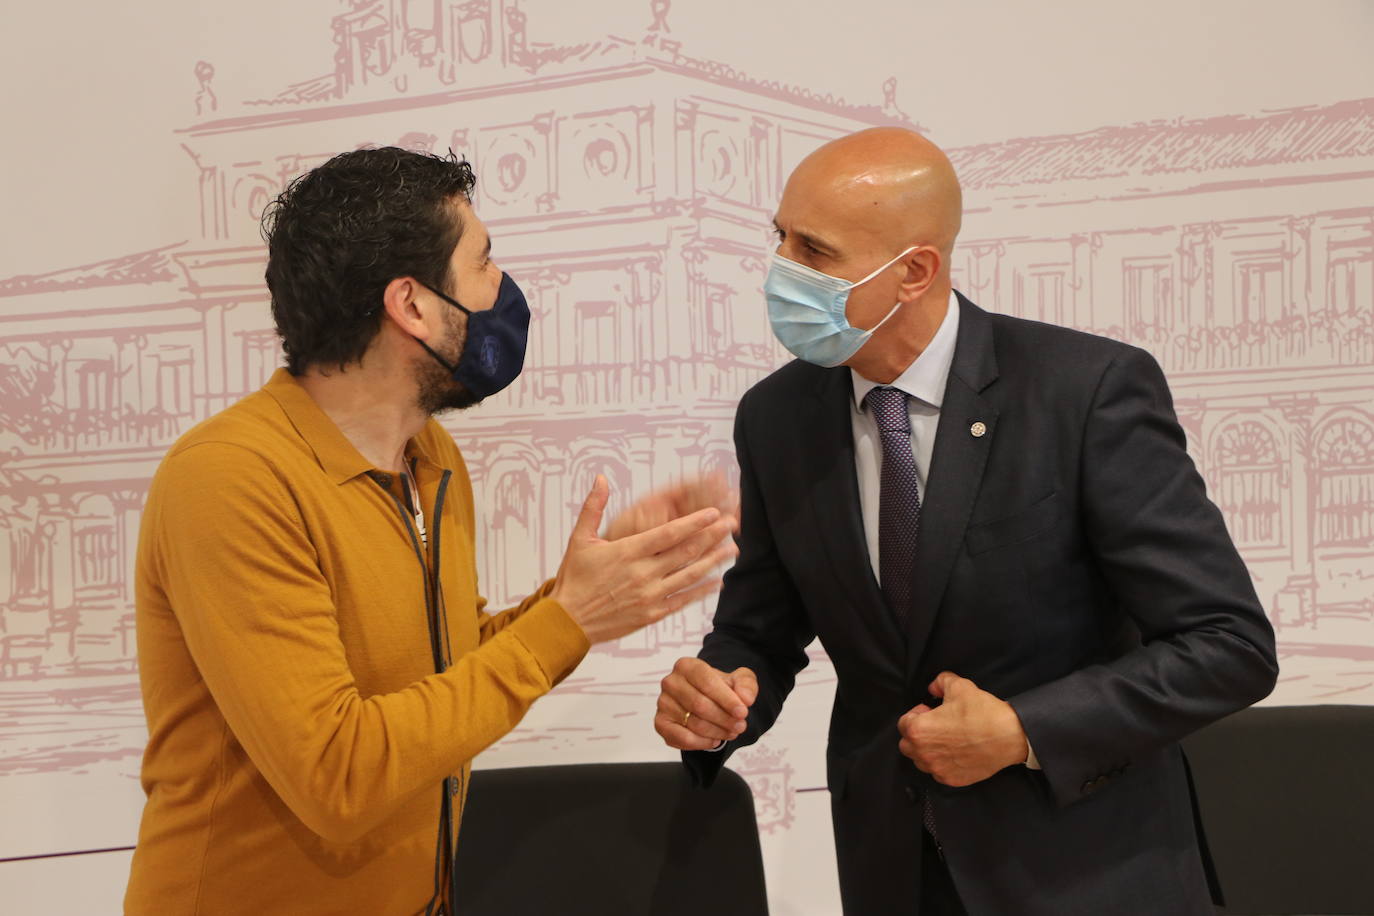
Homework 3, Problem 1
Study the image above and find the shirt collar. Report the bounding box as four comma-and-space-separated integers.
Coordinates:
262, 368, 441, 485
851, 289, 961, 412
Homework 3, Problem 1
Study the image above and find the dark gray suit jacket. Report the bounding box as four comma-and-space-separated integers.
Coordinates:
685, 293, 1279, 915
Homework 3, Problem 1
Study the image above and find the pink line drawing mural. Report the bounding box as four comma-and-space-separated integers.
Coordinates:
0, 0, 1371, 888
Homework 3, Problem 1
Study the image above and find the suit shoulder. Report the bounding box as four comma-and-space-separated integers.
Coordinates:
984, 312, 1157, 382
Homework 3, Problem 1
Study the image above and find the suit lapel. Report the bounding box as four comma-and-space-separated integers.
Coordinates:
904, 295, 1000, 679
802, 368, 906, 661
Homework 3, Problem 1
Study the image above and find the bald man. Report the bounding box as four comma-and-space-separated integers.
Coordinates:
654, 129, 1277, 915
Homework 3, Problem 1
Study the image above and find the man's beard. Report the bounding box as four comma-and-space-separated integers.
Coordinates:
416, 315, 481, 415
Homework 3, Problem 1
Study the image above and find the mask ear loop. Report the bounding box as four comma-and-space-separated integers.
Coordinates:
848, 244, 922, 334
845, 244, 921, 290
412, 281, 471, 374
864, 296, 907, 336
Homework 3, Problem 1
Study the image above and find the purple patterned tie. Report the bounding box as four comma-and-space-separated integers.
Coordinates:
866, 387, 941, 846
865, 386, 920, 625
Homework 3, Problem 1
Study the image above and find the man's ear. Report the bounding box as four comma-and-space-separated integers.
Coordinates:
897, 247, 941, 303
382, 277, 434, 340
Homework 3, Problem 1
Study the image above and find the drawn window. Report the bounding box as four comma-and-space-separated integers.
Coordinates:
241, 330, 282, 393
1314, 416, 1374, 547
1016, 268, 1066, 325
75, 359, 115, 414
576, 300, 618, 366
704, 283, 734, 353
1327, 246, 1372, 316
11, 525, 52, 604
155, 348, 194, 417
1236, 258, 1285, 326
1212, 420, 1284, 549
491, 470, 536, 605
1124, 258, 1173, 330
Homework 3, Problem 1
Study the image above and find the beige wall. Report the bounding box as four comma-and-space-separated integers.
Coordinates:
2, 1, 1373, 912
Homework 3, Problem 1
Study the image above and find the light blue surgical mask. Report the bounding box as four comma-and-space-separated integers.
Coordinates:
765, 246, 918, 367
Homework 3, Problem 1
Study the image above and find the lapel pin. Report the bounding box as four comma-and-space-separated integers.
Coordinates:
970, 421, 988, 438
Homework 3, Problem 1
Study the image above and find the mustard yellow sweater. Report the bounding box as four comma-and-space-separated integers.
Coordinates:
125, 369, 589, 914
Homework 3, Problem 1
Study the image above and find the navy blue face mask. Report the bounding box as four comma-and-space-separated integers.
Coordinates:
416, 272, 530, 401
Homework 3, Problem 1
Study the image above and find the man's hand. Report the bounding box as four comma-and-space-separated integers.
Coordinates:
897, 672, 1030, 787
654, 658, 757, 751
551, 476, 738, 645
604, 472, 740, 542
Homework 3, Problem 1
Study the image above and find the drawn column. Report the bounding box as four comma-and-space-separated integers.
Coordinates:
1068, 234, 1091, 330
1288, 216, 1315, 318
534, 435, 569, 585
200, 302, 231, 418
1177, 223, 1210, 366
673, 102, 699, 199
1270, 395, 1318, 630
38, 498, 76, 671
0, 505, 15, 633
967, 241, 1004, 315
111, 487, 144, 664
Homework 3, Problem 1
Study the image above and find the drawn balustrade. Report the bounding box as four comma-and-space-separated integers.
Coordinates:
1085, 309, 1374, 375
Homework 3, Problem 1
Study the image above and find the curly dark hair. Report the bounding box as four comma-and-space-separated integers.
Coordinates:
261, 147, 477, 375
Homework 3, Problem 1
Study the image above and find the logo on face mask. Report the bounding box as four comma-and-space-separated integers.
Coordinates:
764, 246, 917, 367
480, 336, 500, 375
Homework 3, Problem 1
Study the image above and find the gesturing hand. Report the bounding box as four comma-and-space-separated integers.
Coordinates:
897, 672, 1030, 787
551, 476, 738, 645
654, 657, 757, 751
604, 472, 740, 542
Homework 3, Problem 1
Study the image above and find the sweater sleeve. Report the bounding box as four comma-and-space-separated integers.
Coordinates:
150, 442, 589, 843
475, 579, 554, 639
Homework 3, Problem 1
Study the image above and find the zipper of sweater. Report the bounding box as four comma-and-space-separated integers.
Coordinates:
430, 470, 454, 671
374, 473, 442, 674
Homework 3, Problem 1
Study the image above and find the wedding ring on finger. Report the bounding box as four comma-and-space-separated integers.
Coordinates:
682, 710, 692, 727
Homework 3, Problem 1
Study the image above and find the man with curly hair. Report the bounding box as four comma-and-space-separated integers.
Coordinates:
125, 147, 738, 915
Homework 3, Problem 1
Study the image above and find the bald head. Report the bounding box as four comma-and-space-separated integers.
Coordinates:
783, 127, 962, 262
770, 128, 963, 381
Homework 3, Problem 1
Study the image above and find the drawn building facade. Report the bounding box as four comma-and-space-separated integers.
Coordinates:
1, 2, 1372, 735
0, 1, 913, 681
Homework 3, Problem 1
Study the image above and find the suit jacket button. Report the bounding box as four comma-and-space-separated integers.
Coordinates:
904, 786, 918, 804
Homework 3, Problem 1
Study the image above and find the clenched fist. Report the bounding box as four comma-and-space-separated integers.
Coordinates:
897, 671, 1029, 787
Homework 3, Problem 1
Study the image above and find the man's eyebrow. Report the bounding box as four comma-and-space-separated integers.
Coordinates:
774, 219, 840, 256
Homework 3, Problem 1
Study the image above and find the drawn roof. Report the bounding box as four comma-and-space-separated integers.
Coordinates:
223, 2, 911, 127
947, 97, 1374, 189
0, 246, 181, 298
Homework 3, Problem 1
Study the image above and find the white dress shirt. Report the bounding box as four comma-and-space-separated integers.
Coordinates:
849, 291, 1040, 770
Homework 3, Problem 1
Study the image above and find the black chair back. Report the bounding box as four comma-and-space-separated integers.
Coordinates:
1183, 704, 1374, 915
454, 761, 769, 915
